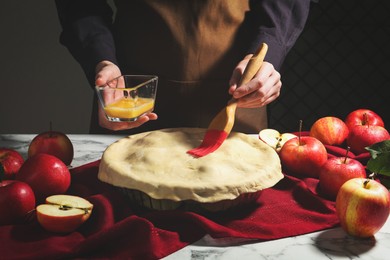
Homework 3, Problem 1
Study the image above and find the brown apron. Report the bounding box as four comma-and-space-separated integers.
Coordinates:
91, 0, 268, 134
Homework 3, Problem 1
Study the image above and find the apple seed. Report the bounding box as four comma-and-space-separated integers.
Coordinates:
56, 203, 90, 214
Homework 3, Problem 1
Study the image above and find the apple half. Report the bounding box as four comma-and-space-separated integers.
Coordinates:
36, 194, 93, 233
259, 129, 297, 152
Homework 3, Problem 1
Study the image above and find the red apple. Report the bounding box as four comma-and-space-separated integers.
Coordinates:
309, 116, 349, 146
28, 131, 74, 166
319, 155, 366, 200
16, 154, 71, 203
336, 178, 390, 238
346, 125, 390, 155
279, 135, 328, 178
36, 194, 93, 233
258, 129, 297, 152
345, 109, 385, 130
0, 180, 36, 225
0, 148, 24, 179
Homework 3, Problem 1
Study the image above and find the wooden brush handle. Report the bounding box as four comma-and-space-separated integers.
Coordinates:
208, 43, 268, 132
238, 42, 268, 86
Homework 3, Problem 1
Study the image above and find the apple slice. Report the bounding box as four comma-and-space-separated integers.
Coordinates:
36, 194, 93, 233
259, 129, 297, 152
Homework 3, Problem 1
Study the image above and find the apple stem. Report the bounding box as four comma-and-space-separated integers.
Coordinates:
343, 147, 351, 163
24, 209, 37, 223
364, 172, 377, 186
298, 120, 303, 145
362, 113, 369, 126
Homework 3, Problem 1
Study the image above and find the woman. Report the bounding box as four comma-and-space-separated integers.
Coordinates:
55, 0, 312, 134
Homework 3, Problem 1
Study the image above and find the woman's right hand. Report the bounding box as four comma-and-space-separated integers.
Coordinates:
95, 60, 158, 131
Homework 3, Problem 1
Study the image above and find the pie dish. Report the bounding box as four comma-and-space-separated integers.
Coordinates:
98, 128, 283, 211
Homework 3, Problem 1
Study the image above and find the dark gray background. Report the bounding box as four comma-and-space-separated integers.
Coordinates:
1, 1, 389, 134
1, 0, 92, 134
270, 0, 390, 132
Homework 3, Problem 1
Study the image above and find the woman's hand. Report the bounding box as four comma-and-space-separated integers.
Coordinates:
228, 55, 282, 108
95, 60, 158, 131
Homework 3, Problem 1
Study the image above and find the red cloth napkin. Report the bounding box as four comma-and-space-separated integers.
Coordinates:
1, 141, 370, 260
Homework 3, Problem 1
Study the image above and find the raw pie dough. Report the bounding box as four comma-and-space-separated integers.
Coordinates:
98, 128, 283, 204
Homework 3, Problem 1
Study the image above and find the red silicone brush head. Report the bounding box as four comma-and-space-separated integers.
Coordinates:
187, 130, 228, 157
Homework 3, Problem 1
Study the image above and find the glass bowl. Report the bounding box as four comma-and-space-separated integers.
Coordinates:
95, 75, 158, 122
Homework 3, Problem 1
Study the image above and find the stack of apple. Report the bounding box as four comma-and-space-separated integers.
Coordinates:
259, 108, 390, 238
0, 130, 93, 233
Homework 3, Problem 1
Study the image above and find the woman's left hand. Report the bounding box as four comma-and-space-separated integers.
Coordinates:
229, 56, 282, 108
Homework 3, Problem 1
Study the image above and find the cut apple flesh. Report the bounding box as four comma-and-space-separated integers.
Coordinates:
46, 194, 93, 211
36, 195, 93, 233
278, 133, 298, 147
37, 204, 90, 217
259, 129, 281, 148
259, 129, 297, 152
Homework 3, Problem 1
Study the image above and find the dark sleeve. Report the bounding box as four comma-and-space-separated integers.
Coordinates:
248, 0, 314, 69
55, 0, 117, 85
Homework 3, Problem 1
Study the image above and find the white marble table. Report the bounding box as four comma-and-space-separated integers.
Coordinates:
1, 134, 390, 260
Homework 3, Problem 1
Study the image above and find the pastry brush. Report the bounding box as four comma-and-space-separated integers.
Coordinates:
187, 42, 268, 157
